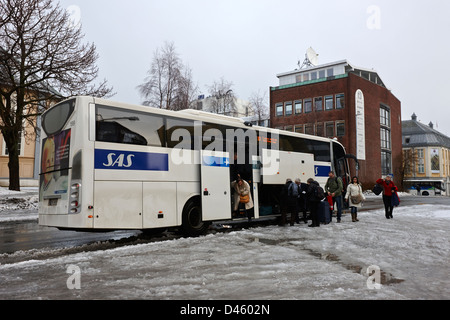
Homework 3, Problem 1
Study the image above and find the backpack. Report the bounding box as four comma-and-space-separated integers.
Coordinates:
288, 182, 299, 198
314, 185, 325, 201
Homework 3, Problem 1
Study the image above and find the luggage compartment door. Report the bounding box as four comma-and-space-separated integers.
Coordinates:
94, 181, 143, 229
201, 150, 231, 221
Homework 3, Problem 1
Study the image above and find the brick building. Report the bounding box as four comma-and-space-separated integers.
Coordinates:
270, 60, 402, 189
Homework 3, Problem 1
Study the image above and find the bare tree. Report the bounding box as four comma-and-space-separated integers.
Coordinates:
171, 66, 199, 111
0, 0, 113, 190
249, 90, 269, 124
138, 42, 197, 110
207, 78, 237, 116
401, 148, 418, 185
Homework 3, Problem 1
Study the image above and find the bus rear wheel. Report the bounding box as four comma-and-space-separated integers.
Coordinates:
181, 197, 209, 236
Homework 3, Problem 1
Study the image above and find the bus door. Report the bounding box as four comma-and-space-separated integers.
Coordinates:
252, 155, 260, 219
200, 150, 232, 221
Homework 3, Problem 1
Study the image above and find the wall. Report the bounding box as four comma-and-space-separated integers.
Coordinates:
270, 72, 402, 190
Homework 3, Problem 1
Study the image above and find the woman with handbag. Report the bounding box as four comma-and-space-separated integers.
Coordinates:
376, 174, 398, 219
231, 176, 254, 221
344, 176, 365, 222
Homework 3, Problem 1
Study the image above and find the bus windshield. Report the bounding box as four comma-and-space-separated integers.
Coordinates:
42, 99, 75, 136
40, 99, 74, 209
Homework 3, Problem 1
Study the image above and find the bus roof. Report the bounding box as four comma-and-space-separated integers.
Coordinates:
54, 96, 340, 146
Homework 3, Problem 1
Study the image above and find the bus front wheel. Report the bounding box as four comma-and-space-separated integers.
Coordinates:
181, 197, 209, 236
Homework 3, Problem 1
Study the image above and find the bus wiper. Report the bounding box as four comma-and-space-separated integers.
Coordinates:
98, 116, 139, 121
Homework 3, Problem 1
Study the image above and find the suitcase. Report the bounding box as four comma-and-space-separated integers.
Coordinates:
318, 200, 331, 224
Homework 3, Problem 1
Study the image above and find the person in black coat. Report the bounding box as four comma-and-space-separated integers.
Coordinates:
296, 178, 308, 224
306, 178, 321, 227
279, 179, 291, 226
287, 179, 300, 226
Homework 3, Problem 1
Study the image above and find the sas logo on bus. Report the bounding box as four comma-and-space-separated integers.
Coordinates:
94, 149, 169, 171
103, 153, 134, 168
315, 165, 331, 177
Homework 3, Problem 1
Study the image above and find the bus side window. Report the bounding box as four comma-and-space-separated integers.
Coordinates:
95, 105, 165, 147
96, 121, 147, 145
166, 118, 196, 150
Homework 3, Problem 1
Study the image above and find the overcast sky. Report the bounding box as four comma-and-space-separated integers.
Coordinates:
59, 0, 450, 136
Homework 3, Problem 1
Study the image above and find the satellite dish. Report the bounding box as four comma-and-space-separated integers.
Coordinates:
299, 47, 319, 69
306, 47, 319, 66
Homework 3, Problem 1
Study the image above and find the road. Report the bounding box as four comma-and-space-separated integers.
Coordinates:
0, 195, 448, 259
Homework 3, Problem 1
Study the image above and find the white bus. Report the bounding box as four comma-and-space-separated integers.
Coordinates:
39, 96, 352, 236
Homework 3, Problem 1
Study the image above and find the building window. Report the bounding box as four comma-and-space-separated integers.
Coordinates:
3, 132, 24, 156
325, 95, 334, 110
380, 128, 391, 149
302, 74, 309, 82
285, 102, 293, 116
319, 70, 325, 79
316, 123, 324, 137
285, 125, 293, 132
336, 93, 345, 109
325, 122, 334, 137
417, 148, 425, 173
276, 103, 283, 117
314, 97, 323, 112
294, 100, 302, 114
380, 105, 392, 175
381, 151, 392, 176
304, 98, 312, 113
295, 125, 303, 133
336, 121, 345, 136
327, 68, 334, 77
380, 106, 390, 126
311, 72, 317, 80
305, 124, 314, 135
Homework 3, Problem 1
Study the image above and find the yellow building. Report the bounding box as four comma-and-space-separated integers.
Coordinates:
0, 91, 56, 187
0, 123, 38, 187
402, 113, 450, 196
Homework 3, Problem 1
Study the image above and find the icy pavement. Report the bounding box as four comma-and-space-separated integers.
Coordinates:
0, 199, 449, 300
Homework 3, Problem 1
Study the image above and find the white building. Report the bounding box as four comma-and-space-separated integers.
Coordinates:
194, 95, 253, 118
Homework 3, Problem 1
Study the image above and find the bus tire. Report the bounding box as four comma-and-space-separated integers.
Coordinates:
181, 197, 209, 237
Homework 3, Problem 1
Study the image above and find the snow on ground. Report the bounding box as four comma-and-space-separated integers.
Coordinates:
0, 187, 449, 300
0, 187, 38, 222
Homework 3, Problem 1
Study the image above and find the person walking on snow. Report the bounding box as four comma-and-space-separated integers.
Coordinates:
325, 171, 343, 222
344, 176, 365, 222
376, 174, 398, 219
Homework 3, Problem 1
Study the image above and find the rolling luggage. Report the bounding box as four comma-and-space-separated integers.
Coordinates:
318, 200, 331, 224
